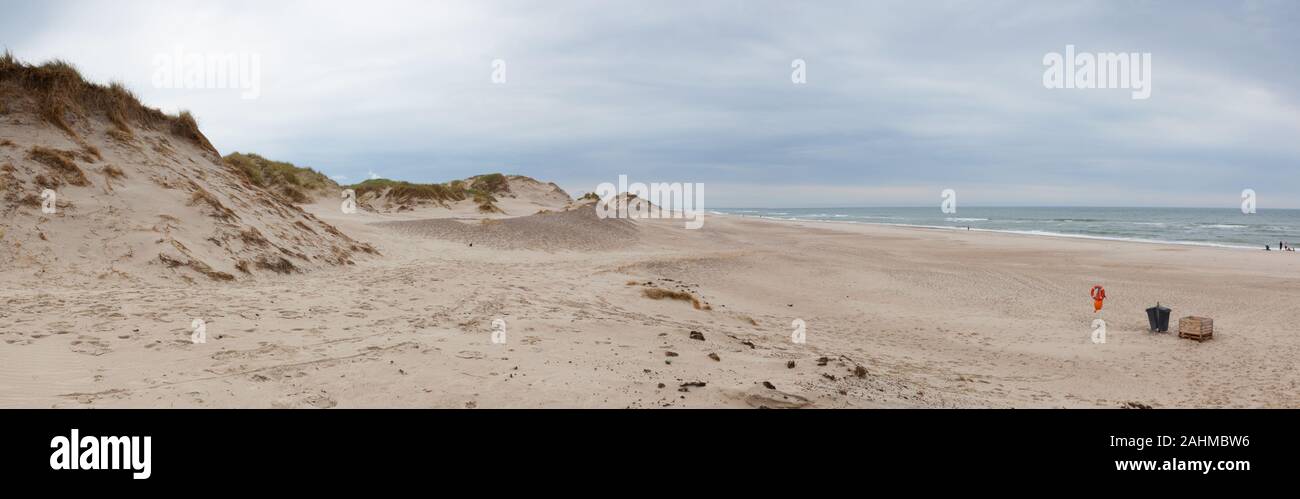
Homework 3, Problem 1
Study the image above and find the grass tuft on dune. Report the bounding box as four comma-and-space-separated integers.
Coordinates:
350, 174, 509, 211
26, 146, 89, 186
0, 51, 217, 153
642, 287, 711, 310
350, 178, 468, 205
223, 152, 335, 203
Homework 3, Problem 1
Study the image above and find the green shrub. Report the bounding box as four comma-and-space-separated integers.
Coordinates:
224, 152, 334, 202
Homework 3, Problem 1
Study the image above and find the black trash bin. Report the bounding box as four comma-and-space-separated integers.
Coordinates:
1146, 303, 1171, 332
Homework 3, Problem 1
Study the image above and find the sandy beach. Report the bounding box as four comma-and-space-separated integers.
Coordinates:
5, 205, 1299, 409
3, 49, 1299, 410
12, 3, 1300, 488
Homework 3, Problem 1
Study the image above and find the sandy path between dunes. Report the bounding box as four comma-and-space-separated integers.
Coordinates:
3, 210, 1299, 408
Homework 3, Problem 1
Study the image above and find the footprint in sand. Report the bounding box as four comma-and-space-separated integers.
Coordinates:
727, 385, 814, 409
272, 391, 337, 409
456, 350, 486, 360
58, 387, 130, 406
69, 335, 112, 356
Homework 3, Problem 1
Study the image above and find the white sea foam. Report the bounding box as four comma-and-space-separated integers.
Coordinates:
719, 211, 1262, 251
714, 208, 1292, 251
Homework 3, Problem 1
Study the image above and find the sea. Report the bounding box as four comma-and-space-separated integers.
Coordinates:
710, 207, 1300, 250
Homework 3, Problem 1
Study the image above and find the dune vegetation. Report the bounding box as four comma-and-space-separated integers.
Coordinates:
223, 152, 336, 203
0, 51, 215, 153
350, 175, 506, 212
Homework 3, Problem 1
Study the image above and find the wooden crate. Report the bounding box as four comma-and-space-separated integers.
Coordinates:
1178, 316, 1214, 342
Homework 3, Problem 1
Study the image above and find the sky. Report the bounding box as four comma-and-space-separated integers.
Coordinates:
3, 0, 1299, 208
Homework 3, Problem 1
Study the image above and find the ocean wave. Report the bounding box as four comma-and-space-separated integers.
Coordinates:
718, 210, 1288, 249
742, 216, 1261, 250
949, 228, 1258, 250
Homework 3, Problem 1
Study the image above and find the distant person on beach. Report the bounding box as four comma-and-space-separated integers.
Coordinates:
1265, 245, 1271, 251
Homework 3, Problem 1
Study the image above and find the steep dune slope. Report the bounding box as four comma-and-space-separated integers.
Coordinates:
0, 54, 375, 285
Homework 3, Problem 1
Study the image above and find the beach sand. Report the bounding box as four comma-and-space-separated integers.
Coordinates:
4, 207, 1299, 409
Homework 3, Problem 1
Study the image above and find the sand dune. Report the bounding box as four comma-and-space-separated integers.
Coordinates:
353, 174, 572, 217
375, 203, 639, 251
0, 56, 374, 286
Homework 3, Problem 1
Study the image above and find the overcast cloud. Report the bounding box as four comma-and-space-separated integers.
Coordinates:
4, 0, 1298, 207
